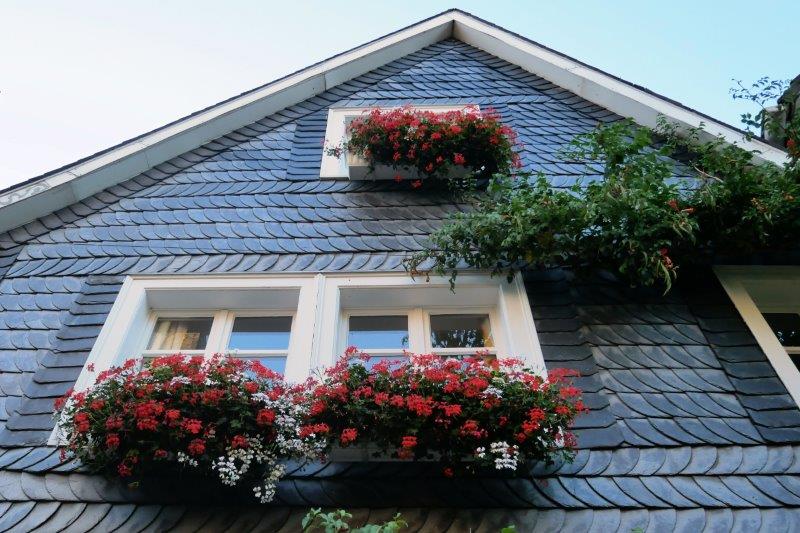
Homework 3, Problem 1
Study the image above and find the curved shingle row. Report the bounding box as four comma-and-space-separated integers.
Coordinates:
2, 467, 800, 513
7, 445, 800, 478
3, 502, 797, 533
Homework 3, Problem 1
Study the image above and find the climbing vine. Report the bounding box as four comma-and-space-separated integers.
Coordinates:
407, 79, 799, 292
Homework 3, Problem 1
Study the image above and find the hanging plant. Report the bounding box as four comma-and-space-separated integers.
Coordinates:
54, 355, 326, 503
305, 349, 584, 475
325, 106, 520, 184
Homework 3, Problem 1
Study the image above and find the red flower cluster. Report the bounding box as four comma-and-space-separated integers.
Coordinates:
340, 428, 358, 446
54, 354, 307, 485
330, 106, 520, 184
56, 350, 583, 485
305, 350, 585, 471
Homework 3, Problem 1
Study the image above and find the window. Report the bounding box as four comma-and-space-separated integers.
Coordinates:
319, 105, 478, 179
716, 266, 800, 407
317, 273, 543, 371
142, 312, 293, 373
225, 314, 293, 374
340, 308, 500, 366
58, 272, 543, 445
763, 313, 800, 357
429, 313, 494, 351
72, 273, 542, 390
147, 316, 213, 353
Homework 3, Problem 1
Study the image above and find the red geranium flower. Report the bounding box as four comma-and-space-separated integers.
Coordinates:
182, 418, 203, 434
231, 435, 249, 449
257, 408, 276, 426
340, 427, 358, 446
105, 433, 120, 449
187, 438, 206, 456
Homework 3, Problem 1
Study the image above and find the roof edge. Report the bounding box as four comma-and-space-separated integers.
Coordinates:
0, 8, 788, 235
0, 11, 456, 233
450, 10, 787, 163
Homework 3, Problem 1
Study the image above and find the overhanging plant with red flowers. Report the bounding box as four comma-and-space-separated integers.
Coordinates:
327, 107, 520, 182
306, 349, 585, 474
54, 355, 326, 503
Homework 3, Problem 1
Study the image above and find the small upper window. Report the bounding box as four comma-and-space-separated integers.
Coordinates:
319, 105, 478, 180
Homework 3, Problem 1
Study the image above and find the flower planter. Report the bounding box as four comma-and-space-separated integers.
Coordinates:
56, 351, 583, 503
54, 355, 326, 504
304, 350, 584, 475
326, 107, 519, 182
327, 444, 447, 462
347, 152, 472, 181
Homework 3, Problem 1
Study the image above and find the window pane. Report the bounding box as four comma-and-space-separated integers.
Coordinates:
148, 317, 213, 350
251, 356, 287, 375
430, 314, 494, 348
228, 316, 292, 350
348, 315, 409, 349
764, 313, 800, 346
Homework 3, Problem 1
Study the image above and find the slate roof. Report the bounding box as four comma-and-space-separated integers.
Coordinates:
0, 36, 799, 532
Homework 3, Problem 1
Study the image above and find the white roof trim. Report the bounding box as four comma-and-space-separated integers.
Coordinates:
451, 13, 787, 164
0, 9, 787, 234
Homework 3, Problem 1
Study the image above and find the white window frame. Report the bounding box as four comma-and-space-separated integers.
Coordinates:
319, 104, 479, 179
71, 274, 320, 395
315, 272, 544, 372
53, 271, 543, 444
716, 266, 800, 407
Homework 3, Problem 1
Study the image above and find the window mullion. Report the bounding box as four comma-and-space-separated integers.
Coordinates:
205, 310, 231, 357
408, 308, 426, 353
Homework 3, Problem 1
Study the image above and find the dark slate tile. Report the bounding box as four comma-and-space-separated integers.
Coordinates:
748, 476, 800, 505
718, 476, 779, 507
0, 502, 36, 531
612, 477, 668, 508
33, 502, 86, 532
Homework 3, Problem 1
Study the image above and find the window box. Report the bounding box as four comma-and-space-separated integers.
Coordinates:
346, 150, 472, 181
321, 105, 517, 181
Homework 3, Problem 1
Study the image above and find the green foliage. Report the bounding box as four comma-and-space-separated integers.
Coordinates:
407, 80, 800, 292
408, 120, 697, 291
302, 508, 407, 533
659, 118, 800, 256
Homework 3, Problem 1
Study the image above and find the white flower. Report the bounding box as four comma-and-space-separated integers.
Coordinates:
483, 386, 503, 398
488, 441, 519, 471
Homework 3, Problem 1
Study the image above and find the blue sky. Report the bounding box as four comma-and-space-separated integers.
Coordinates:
1, 1, 797, 189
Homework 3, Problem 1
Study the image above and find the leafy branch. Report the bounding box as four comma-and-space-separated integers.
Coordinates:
407, 79, 799, 292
